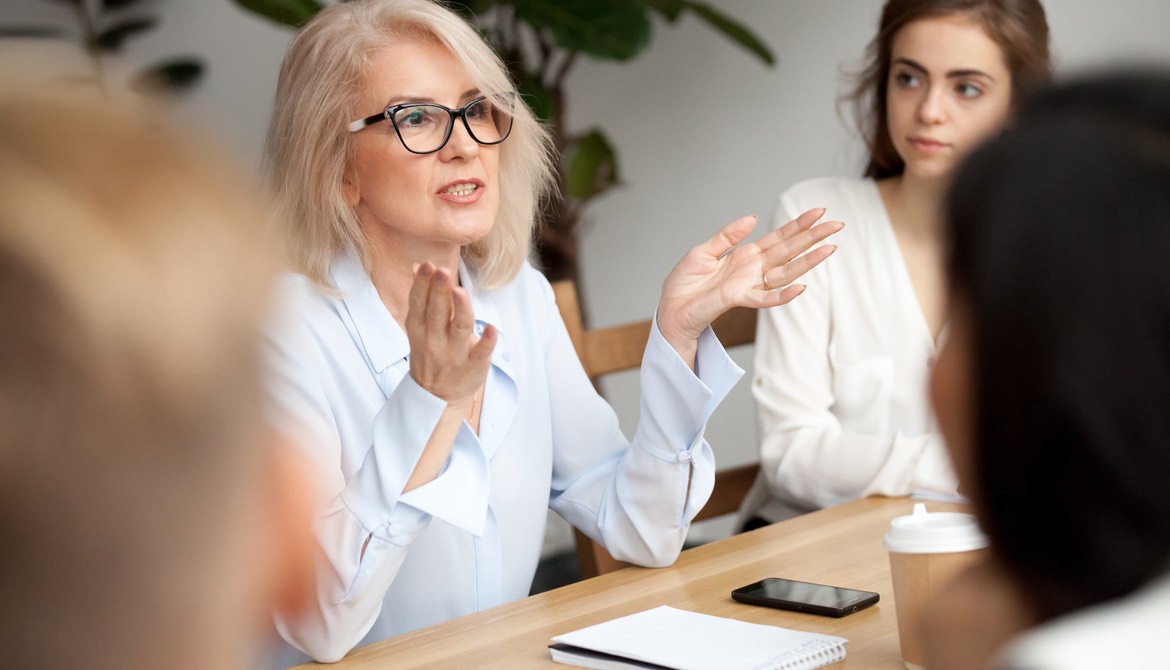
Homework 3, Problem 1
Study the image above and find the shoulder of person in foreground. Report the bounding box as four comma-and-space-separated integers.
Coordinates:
995, 571, 1170, 670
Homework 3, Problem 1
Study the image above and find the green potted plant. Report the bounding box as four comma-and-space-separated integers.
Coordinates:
236, 0, 774, 286
0, 0, 202, 94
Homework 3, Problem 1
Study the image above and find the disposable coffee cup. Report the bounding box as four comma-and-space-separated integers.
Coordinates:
884, 503, 989, 670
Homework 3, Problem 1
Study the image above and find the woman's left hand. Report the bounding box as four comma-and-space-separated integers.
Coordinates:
657, 208, 842, 365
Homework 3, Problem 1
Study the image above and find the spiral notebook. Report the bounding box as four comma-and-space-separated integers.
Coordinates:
548, 605, 847, 670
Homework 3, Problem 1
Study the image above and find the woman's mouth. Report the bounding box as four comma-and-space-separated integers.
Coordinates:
444, 182, 478, 196
909, 137, 949, 153
437, 180, 484, 203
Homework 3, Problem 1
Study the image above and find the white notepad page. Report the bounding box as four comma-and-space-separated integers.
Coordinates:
549, 605, 847, 670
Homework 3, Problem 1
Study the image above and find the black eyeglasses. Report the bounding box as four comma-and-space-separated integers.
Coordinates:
347, 95, 514, 154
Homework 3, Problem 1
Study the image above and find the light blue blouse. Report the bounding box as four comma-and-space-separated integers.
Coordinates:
264, 252, 742, 664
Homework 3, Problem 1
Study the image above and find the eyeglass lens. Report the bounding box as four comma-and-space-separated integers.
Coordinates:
391, 98, 511, 153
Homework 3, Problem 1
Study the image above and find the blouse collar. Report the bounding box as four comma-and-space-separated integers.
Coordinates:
329, 250, 504, 374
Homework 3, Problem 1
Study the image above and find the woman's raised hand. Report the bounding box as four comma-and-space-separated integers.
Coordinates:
404, 262, 495, 410
656, 208, 842, 363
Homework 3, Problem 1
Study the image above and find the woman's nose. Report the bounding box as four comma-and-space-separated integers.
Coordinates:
440, 118, 479, 159
917, 86, 947, 125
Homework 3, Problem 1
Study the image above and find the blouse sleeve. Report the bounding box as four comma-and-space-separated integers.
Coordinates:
264, 279, 496, 663
542, 279, 744, 566
752, 190, 956, 512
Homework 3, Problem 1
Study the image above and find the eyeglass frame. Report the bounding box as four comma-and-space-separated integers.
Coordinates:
347, 95, 514, 155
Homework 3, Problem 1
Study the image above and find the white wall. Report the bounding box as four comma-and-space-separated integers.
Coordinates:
5, 0, 1168, 551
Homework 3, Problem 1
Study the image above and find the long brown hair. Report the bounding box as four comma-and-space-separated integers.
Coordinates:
846, 0, 1052, 179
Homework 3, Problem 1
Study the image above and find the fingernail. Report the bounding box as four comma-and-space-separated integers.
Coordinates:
412, 261, 421, 275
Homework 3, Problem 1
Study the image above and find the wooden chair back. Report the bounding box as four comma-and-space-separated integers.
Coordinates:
551, 279, 761, 578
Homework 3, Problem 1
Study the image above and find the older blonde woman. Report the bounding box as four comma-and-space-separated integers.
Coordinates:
263, 0, 842, 663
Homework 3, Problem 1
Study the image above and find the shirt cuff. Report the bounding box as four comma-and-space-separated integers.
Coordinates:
342, 375, 488, 540
633, 314, 744, 461
395, 423, 491, 537
694, 320, 744, 414
369, 500, 430, 547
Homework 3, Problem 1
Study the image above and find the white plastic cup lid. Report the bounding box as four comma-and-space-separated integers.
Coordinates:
883, 503, 989, 554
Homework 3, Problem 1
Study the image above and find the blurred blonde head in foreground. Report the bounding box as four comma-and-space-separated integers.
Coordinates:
0, 68, 313, 669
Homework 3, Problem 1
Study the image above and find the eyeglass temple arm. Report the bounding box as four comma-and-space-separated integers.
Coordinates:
348, 113, 385, 133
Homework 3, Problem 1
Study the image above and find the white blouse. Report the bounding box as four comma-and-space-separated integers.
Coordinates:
996, 572, 1170, 669
741, 177, 957, 523
263, 252, 742, 665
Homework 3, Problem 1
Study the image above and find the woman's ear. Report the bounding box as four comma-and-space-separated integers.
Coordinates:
263, 436, 319, 619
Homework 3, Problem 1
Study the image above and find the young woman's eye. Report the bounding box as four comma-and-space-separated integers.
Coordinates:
955, 82, 984, 98
894, 71, 920, 88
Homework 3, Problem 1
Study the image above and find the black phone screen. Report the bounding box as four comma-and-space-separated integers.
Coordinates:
731, 578, 880, 617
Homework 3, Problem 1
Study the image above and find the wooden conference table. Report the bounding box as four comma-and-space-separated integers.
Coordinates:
295, 496, 967, 669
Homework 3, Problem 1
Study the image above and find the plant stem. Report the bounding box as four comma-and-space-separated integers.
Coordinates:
551, 51, 577, 90
508, 7, 520, 55
74, 0, 106, 91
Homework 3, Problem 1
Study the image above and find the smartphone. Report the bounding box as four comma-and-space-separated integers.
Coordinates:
731, 577, 880, 618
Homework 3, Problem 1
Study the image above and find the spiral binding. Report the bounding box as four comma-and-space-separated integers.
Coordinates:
753, 637, 847, 670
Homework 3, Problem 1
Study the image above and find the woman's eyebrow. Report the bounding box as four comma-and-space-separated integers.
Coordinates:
892, 58, 996, 82
945, 68, 995, 81
383, 88, 484, 107
893, 57, 928, 74
385, 95, 436, 106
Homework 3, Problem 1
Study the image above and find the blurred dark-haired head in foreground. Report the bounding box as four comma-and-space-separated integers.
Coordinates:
926, 68, 1170, 670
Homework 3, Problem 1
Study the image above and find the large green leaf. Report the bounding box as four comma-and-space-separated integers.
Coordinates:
646, 0, 774, 66
509, 0, 651, 61
95, 18, 156, 51
679, 1, 775, 66
565, 129, 619, 200
644, 0, 684, 22
516, 72, 555, 125
233, 0, 325, 28
131, 58, 203, 94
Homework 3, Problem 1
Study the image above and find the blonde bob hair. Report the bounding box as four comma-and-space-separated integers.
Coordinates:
267, 0, 555, 289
